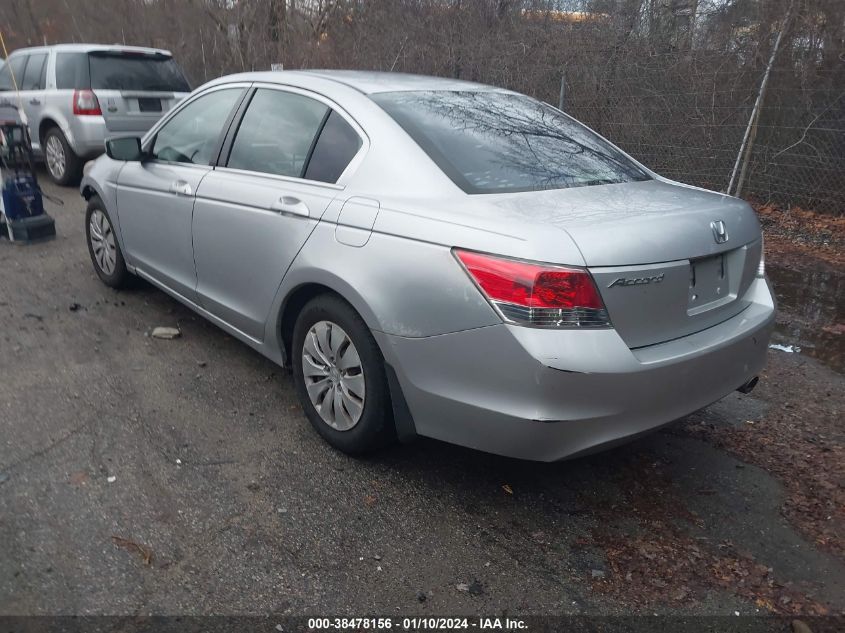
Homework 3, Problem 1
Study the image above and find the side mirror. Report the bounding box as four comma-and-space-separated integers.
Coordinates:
105, 136, 144, 161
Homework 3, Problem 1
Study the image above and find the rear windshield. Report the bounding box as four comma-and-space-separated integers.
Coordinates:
88, 52, 189, 92
372, 90, 650, 194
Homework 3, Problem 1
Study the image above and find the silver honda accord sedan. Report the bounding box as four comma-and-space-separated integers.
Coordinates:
80, 70, 775, 461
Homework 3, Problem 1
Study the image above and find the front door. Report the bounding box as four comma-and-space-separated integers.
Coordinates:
115, 86, 245, 301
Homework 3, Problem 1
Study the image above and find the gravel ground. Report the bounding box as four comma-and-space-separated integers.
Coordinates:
1, 175, 843, 620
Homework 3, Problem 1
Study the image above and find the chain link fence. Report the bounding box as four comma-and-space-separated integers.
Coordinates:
3, 0, 844, 214
564, 60, 845, 213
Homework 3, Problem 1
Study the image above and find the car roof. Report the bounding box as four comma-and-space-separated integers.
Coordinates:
214, 70, 506, 95
295, 70, 505, 94
7, 43, 172, 57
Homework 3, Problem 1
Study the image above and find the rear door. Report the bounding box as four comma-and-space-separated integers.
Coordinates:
88, 50, 190, 134
19, 51, 48, 137
116, 85, 246, 300
192, 86, 365, 340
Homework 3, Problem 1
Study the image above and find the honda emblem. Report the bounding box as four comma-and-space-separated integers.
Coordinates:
711, 220, 728, 244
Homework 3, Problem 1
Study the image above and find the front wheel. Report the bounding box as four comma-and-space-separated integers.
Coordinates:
292, 294, 395, 454
85, 196, 129, 288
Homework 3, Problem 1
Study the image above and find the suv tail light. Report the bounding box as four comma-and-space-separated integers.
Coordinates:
455, 249, 611, 328
757, 236, 765, 278
73, 89, 102, 116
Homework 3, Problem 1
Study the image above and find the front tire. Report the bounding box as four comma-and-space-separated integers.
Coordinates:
292, 294, 395, 454
85, 196, 129, 288
43, 127, 82, 186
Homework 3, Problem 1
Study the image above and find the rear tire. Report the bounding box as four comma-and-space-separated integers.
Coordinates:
43, 127, 82, 186
85, 196, 129, 288
292, 294, 396, 455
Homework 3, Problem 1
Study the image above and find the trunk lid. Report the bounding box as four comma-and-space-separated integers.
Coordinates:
480, 179, 763, 348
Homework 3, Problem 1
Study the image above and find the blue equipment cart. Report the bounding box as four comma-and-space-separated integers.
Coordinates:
0, 100, 56, 243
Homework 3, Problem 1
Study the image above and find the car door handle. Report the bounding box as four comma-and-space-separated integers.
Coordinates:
271, 196, 310, 218
168, 180, 192, 196
29, 98, 41, 105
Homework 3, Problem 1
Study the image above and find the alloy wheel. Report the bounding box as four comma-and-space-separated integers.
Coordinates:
89, 210, 117, 275
45, 134, 66, 180
301, 320, 366, 431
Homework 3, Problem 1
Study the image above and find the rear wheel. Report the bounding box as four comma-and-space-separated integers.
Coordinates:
85, 196, 129, 288
292, 294, 395, 454
43, 127, 82, 186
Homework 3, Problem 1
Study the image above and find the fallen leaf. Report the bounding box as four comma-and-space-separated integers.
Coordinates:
111, 535, 153, 565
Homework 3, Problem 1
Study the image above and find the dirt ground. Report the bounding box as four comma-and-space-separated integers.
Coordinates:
0, 176, 843, 624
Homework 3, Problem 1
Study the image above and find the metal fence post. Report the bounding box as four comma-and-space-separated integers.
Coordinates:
558, 71, 565, 111
728, 1, 796, 197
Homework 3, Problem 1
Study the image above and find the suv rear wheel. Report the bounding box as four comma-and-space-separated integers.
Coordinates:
44, 127, 82, 186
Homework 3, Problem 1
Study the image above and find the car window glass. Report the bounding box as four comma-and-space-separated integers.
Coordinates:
55, 53, 90, 89
88, 53, 189, 92
22, 53, 47, 90
373, 90, 650, 194
304, 111, 362, 183
227, 89, 328, 178
151, 88, 243, 165
0, 62, 9, 91
0, 56, 27, 91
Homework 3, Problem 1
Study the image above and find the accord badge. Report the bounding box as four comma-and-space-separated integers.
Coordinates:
608, 273, 665, 288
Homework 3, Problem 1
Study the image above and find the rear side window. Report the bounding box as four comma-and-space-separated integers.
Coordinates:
304, 111, 362, 183
21, 53, 47, 90
88, 53, 189, 92
0, 56, 27, 91
227, 88, 329, 178
372, 90, 650, 194
152, 88, 243, 165
55, 53, 90, 89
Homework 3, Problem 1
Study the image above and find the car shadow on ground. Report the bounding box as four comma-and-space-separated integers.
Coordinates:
117, 275, 845, 612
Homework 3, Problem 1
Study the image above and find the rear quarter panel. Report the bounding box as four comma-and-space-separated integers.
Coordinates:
273, 220, 501, 343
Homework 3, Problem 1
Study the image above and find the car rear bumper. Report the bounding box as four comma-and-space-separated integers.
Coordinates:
376, 277, 775, 461
63, 116, 157, 158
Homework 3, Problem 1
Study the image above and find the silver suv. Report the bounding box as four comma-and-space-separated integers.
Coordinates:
0, 44, 189, 185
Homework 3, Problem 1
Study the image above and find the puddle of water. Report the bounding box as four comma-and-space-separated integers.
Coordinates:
766, 263, 844, 373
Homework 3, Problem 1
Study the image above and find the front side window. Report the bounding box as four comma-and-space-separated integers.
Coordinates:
227, 89, 328, 178
22, 53, 47, 90
0, 56, 27, 91
372, 90, 650, 194
152, 88, 243, 165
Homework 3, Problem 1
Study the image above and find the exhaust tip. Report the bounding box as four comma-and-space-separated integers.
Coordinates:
737, 376, 759, 394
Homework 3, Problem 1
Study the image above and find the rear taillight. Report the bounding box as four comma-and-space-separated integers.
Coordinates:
73, 89, 102, 116
757, 236, 765, 278
455, 249, 611, 328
